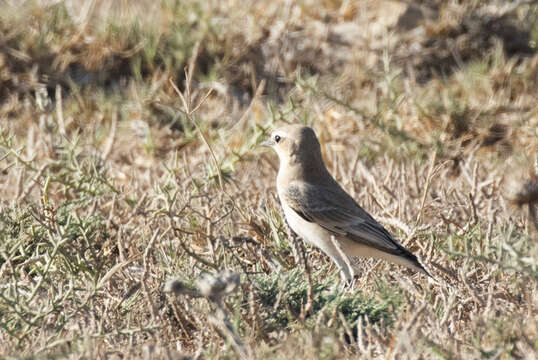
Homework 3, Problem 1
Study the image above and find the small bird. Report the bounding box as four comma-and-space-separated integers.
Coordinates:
262, 124, 429, 283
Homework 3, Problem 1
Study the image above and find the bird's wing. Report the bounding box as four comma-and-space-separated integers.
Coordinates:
283, 182, 401, 253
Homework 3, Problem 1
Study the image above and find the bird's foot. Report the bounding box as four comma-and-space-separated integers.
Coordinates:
341, 278, 356, 292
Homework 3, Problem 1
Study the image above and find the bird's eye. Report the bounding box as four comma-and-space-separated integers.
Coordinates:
274, 135, 281, 143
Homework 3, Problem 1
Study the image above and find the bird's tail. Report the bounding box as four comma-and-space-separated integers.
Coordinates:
394, 245, 431, 277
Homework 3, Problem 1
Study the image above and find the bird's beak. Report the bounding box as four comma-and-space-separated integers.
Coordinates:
259, 139, 275, 147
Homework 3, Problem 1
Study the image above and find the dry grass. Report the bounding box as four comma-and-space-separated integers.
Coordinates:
1, 0, 537, 358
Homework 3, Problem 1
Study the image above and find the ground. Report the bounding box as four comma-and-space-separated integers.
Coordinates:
0, 0, 537, 359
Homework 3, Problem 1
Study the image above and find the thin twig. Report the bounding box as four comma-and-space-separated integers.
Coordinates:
168, 47, 248, 222
141, 229, 161, 322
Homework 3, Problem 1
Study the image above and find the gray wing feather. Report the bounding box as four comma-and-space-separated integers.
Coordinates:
283, 182, 399, 252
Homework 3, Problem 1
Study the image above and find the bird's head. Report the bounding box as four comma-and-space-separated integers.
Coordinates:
261, 125, 323, 168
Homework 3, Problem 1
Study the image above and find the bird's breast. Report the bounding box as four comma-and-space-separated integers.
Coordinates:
281, 202, 329, 249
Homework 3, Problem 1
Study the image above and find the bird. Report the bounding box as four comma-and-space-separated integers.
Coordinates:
261, 124, 429, 283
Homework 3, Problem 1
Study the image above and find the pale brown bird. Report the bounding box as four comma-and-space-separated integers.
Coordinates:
262, 124, 429, 282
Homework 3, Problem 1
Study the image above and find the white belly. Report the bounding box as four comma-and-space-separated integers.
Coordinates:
281, 202, 355, 280
282, 203, 334, 253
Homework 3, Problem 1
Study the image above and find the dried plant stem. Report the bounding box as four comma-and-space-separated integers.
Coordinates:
169, 50, 248, 222
210, 300, 250, 360
285, 218, 313, 317
142, 229, 162, 322
416, 151, 437, 226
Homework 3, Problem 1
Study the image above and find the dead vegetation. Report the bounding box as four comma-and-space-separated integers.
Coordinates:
0, 0, 537, 358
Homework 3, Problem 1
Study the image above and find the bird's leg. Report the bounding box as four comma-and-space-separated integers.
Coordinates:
335, 261, 354, 290
341, 277, 355, 291
329, 235, 355, 288
284, 218, 302, 266
342, 274, 355, 291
